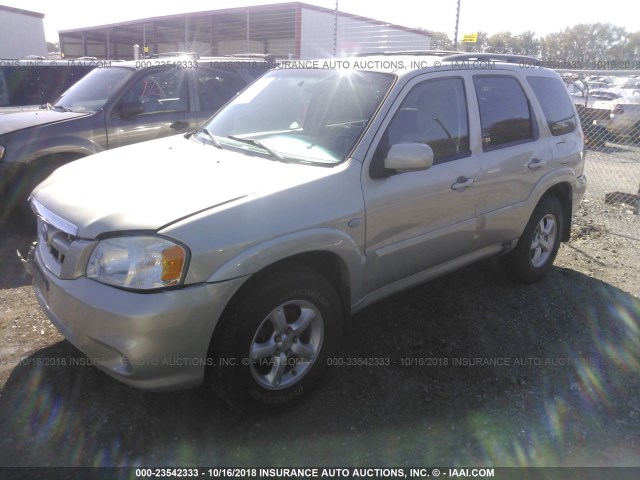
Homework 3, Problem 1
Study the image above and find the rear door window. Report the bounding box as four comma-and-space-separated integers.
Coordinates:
473, 76, 534, 150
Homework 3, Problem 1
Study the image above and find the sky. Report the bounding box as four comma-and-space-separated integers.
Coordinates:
4, 0, 640, 44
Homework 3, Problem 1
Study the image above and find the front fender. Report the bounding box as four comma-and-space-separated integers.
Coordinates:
20, 135, 105, 166
206, 228, 366, 304
1, 112, 106, 167
0, 134, 104, 195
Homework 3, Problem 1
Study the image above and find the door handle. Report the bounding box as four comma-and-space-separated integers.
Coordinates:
451, 177, 475, 191
528, 158, 547, 170
170, 121, 190, 130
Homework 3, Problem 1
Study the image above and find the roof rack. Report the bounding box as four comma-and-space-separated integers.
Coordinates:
353, 50, 462, 57
223, 53, 274, 59
442, 52, 541, 66
221, 53, 277, 64
150, 52, 200, 59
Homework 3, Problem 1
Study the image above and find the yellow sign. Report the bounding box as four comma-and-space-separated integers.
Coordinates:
144, 46, 149, 53
462, 33, 478, 43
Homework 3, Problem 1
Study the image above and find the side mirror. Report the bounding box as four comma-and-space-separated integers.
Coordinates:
384, 143, 434, 173
118, 101, 145, 118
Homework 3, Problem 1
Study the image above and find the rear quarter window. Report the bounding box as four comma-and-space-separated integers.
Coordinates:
527, 76, 577, 136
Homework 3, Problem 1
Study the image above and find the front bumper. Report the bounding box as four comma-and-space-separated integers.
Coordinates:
31, 245, 247, 391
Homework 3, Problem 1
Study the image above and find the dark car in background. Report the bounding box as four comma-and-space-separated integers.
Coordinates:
0, 55, 271, 220
0, 59, 95, 109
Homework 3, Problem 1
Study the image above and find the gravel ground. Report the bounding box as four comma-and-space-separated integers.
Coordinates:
1, 148, 639, 469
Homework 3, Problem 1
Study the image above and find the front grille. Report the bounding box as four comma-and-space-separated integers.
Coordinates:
32, 198, 96, 280
38, 219, 74, 274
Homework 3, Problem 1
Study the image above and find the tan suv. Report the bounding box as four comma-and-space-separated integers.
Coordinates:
26, 52, 586, 409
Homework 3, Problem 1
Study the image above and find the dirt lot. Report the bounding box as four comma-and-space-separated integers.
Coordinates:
1, 148, 639, 469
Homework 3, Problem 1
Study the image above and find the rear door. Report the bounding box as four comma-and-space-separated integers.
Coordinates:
470, 74, 554, 247
526, 75, 582, 167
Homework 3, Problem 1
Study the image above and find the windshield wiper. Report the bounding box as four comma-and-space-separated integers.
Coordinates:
49, 104, 73, 112
190, 127, 222, 149
227, 135, 287, 163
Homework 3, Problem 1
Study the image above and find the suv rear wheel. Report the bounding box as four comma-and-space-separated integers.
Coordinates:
501, 195, 564, 283
208, 267, 342, 410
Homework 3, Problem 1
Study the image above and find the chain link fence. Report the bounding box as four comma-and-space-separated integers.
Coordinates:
561, 71, 640, 240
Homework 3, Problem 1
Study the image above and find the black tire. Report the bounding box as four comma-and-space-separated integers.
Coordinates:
208, 266, 342, 410
19, 166, 52, 216
0, 167, 41, 230
501, 195, 564, 284
4, 160, 71, 226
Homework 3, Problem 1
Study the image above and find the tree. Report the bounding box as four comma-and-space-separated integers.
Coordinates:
46, 41, 60, 53
423, 23, 639, 67
622, 31, 640, 61
430, 32, 454, 51
486, 32, 515, 54
513, 31, 540, 57
541, 23, 629, 66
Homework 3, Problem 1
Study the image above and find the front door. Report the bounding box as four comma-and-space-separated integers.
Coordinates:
361, 74, 480, 294
106, 67, 190, 149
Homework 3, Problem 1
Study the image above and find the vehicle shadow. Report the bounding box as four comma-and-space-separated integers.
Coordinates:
586, 143, 630, 154
0, 260, 639, 467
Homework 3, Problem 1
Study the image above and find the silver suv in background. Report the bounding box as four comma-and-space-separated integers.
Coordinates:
26, 52, 586, 410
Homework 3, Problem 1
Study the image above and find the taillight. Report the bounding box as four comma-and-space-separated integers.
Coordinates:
612, 104, 624, 115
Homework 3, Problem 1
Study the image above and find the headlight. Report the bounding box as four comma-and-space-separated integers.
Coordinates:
86, 236, 187, 290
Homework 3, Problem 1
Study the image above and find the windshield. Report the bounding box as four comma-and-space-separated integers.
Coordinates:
200, 69, 394, 165
53, 67, 134, 112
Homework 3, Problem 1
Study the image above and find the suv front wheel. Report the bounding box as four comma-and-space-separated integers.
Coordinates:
501, 195, 564, 283
209, 267, 342, 410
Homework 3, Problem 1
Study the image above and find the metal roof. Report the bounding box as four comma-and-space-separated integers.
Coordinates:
58, 2, 431, 37
0, 5, 45, 19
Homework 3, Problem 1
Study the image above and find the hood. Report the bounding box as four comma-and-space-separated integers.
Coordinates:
0, 104, 42, 115
32, 135, 335, 239
0, 109, 90, 135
